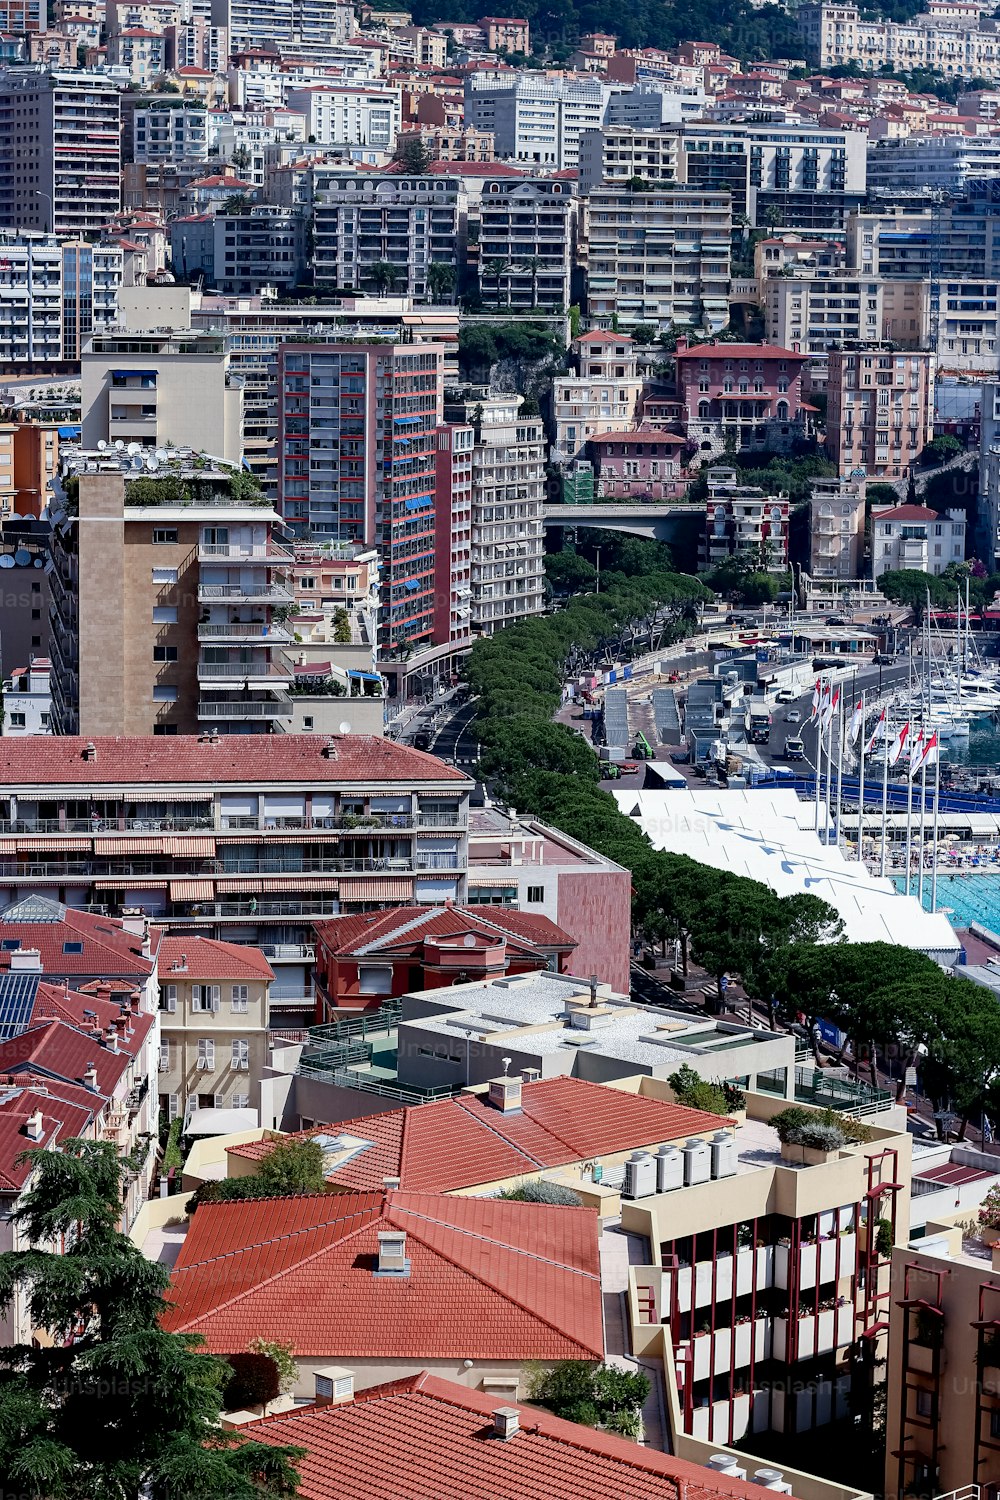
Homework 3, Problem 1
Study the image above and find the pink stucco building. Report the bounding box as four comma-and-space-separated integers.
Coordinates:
586, 427, 690, 500
675, 339, 810, 462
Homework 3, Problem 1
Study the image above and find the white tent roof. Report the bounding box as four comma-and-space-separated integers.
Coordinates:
613, 786, 960, 961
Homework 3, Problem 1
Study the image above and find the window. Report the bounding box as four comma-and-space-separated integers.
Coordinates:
153, 606, 177, 624
358, 966, 392, 995
153, 686, 177, 702
191, 985, 220, 1012
8, 713, 24, 728
158, 1042, 170, 1072
231, 984, 249, 1013
152, 528, 177, 544
916, 1390, 935, 1419
151, 567, 177, 584
197, 1038, 215, 1071
154, 723, 178, 735
62, 941, 83, 955
167, 1092, 180, 1121
160, 985, 177, 1013
232, 1093, 250, 1110
232, 1038, 249, 1070
153, 645, 177, 662
527, 885, 545, 903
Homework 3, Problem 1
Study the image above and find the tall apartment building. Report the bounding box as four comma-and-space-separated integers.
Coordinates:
871, 501, 966, 576
464, 73, 610, 170
277, 342, 444, 655
210, 0, 354, 52
163, 18, 228, 71
156, 935, 273, 1121
825, 346, 936, 480
0, 231, 62, 365
848, 197, 1000, 280
433, 422, 474, 652
129, 99, 209, 164
585, 185, 731, 334
312, 174, 463, 301
80, 329, 243, 461
578, 124, 681, 194
675, 339, 808, 462
553, 331, 644, 464
285, 84, 401, 151
0, 735, 472, 999
809, 475, 866, 581
211, 207, 306, 295
699, 466, 790, 573
476, 178, 577, 310
678, 120, 866, 229
442, 392, 545, 635
61, 241, 122, 360
867, 134, 1000, 194
48, 447, 294, 738
0, 67, 121, 237
800, 1, 1000, 79
764, 273, 928, 383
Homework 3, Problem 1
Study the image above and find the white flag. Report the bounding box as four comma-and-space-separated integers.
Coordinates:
865, 707, 886, 756
809, 678, 823, 723
849, 697, 864, 745
911, 730, 939, 777
888, 720, 909, 765
821, 685, 840, 730
907, 729, 925, 778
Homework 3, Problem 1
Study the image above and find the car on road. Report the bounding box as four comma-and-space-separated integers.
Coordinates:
775, 689, 796, 704
784, 709, 802, 723
412, 730, 431, 751
784, 737, 805, 761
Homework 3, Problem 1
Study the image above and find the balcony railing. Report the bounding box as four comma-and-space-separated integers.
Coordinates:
0, 814, 467, 837
197, 621, 294, 643
196, 658, 293, 681
197, 697, 293, 719
197, 542, 294, 562
197, 582, 293, 602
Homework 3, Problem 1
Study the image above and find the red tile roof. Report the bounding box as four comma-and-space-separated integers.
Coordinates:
314, 903, 574, 958
163, 1188, 604, 1361
227, 1076, 731, 1194
243, 1371, 789, 1500
0, 1010, 154, 1097
158, 936, 274, 982
0, 1083, 95, 1192
0, 735, 468, 787
871, 504, 938, 521
0, 900, 157, 979
676, 342, 802, 360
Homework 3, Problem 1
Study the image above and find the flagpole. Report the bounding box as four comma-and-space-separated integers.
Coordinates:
814, 677, 823, 834
856, 690, 865, 863
917, 750, 928, 907
931, 748, 941, 913
880, 719, 889, 879
904, 737, 915, 898
824, 688, 835, 845
835, 688, 845, 852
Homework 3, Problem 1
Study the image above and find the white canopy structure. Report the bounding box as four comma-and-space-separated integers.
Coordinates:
613, 787, 961, 964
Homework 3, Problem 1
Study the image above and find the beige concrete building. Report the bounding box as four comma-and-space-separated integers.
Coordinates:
552, 330, 644, 464
809, 474, 866, 581
80, 328, 243, 463
47, 445, 294, 737
800, 1, 1000, 78
156, 935, 272, 1122
826, 346, 936, 480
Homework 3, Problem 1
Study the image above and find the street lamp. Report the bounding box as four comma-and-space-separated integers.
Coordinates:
34, 190, 53, 234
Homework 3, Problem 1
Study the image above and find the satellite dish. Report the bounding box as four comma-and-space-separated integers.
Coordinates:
126, 442, 141, 455
0, 556, 14, 569
32, 558, 43, 568
154, 448, 168, 462
146, 456, 158, 471
131, 454, 143, 469
114, 439, 125, 450
13, 549, 30, 567
338, 720, 352, 735
97, 439, 107, 451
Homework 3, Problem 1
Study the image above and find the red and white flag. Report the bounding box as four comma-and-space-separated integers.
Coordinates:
809, 678, 823, 723
821, 685, 840, 730
907, 728, 925, 776
911, 730, 940, 778
848, 697, 864, 745
888, 720, 910, 765
865, 707, 886, 756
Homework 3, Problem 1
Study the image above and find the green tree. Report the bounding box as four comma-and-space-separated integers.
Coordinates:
527, 1361, 649, 1437
367, 261, 399, 296
393, 134, 434, 173
878, 568, 949, 620
481, 257, 510, 307
427, 260, 456, 302
0, 1139, 304, 1500
922, 433, 963, 465
256, 1136, 328, 1194
544, 551, 597, 593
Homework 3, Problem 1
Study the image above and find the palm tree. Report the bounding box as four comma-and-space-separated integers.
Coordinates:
368, 260, 398, 296
482, 257, 509, 307
521, 255, 541, 308
427, 260, 456, 303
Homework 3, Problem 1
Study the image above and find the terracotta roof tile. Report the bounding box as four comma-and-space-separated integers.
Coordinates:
314, 903, 574, 958
228, 1077, 731, 1194
163, 1188, 604, 1361
0, 735, 468, 787
0, 899, 156, 978
242, 1372, 792, 1500
158, 936, 274, 982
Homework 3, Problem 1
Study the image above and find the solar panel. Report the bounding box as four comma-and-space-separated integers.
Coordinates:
0, 971, 40, 1042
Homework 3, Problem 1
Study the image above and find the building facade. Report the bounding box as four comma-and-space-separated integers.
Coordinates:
1, 658, 51, 735
825, 347, 936, 480
553, 331, 644, 464
0, 67, 121, 238
47, 448, 293, 737
476, 178, 577, 310
464, 73, 610, 170
312, 174, 463, 301
61, 241, 122, 361
808, 475, 866, 582
800, 1, 1000, 79
0, 232, 62, 365
676, 340, 808, 463
700, 467, 790, 573
871, 502, 966, 576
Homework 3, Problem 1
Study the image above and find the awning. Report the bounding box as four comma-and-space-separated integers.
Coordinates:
346, 670, 382, 683
92, 877, 170, 889
169, 879, 214, 900
165, 836, 216, 856
405, 495, 431, 510
404, 578, 419, 590
216, 878, 263, 894
393, 414, 420, 424
57, 425, 81, 438
467, 874, 520, 887
94, 836, 164, 855
111, 368, 157, 379
0, 839, 17, 854
16, 837, 91, 852
339, 877, 413, 901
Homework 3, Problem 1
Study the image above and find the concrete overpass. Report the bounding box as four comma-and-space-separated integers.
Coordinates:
542, 502, 703, 543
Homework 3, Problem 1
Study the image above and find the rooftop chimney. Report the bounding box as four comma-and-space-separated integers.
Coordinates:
313, 1366, 354, 1407
488, 1076, 522, 1114
383, 1175, 401, 1191
492, 1407, 520, 1441
83, 1061, 99, 1090
589, 972, 598, 1008
9, 948, 41, 973
375, 1229, 409, 1277
105, 1026, 119, 1054
322, 738, 339, 759
24, 1107, 43, 1141
82, 741, 96, 761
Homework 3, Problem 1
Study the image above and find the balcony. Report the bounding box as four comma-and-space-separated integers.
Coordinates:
197, 696, 294, 720
197, 621, 294, 643
772, 1304, 855, 1360
196, 656, 294, 687
197, 581, 293, 603
690, 1316, 771, 1380
674, 1245, 775, 1310
775, 1233, 857, 1291
197, 542, 294, 563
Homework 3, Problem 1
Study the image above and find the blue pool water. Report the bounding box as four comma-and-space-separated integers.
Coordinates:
892, 872, 1000, 930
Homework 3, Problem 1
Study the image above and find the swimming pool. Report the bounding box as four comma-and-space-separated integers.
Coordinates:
892, 872, 1000, 931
